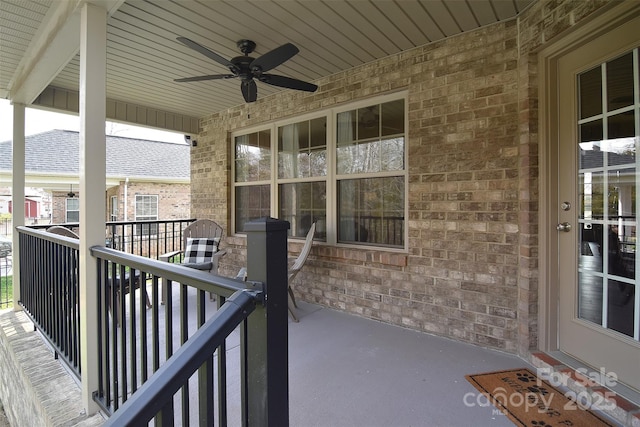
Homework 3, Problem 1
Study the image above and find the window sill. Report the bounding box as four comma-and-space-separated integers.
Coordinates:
229, 234, 408, 267
316, 244, 408, 267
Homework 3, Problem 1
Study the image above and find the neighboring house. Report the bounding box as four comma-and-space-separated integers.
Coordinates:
0, 130, 190, 223
0, 193, 43, 221
16, 197, 40, 220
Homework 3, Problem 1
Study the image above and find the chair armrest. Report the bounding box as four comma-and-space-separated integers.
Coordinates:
211, 250, 226, 272
159, 249, 182, 263
235, 267, 247, 281
182, 261, 214, 271
213, 250, 226, 258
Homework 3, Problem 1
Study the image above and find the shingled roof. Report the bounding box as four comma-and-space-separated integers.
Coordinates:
0, 129, 189, 180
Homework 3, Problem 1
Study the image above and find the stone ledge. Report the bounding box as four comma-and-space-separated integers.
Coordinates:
0, 309, 105, 427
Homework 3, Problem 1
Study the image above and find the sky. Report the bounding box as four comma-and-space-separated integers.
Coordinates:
0, 99, 185, 144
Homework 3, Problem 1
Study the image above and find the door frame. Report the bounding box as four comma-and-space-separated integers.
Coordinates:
538, 1, 640, 353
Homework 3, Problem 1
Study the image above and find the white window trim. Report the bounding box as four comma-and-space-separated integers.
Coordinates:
231, 91, 409, 251
231, 126, 274, 236
134, 194, 159, 236
134, 194, 159, 221
110, 195, 118, 221
65, 198, 79, 223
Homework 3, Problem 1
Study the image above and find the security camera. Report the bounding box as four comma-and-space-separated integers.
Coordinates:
184, 135, 197, 147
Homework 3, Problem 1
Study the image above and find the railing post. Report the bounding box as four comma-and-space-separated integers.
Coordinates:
243, 217, 290, 427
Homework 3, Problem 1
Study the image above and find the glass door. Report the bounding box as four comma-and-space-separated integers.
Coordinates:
577, 51, 639, 342
557, 28, 640, 392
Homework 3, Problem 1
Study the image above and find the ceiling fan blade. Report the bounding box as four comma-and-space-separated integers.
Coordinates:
259, 74, 318, 92
177, 37, 240, 74
250, 43, 299, 72
174, 74, 236, 82
241, 80, 258, 102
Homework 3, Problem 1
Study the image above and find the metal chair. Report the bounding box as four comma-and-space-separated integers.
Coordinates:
159, 219, 226, 303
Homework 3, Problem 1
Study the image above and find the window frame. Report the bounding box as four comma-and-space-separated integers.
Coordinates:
65, 198, 79, 223
134, 194, 159, 235
110, 195, 118, 221
276, 113, 329, 240
231, 92, 408, 251
232, 126, 274, 234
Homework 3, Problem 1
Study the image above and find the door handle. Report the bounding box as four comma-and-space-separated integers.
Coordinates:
557, 222, 572, 232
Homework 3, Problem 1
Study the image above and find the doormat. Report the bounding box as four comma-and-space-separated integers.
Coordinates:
465, 368, 615, 426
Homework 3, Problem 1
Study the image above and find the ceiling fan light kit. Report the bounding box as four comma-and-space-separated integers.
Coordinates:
175, 37, 318, 103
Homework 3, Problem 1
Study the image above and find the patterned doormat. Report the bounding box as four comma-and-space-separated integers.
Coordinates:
465, 368, 615, 426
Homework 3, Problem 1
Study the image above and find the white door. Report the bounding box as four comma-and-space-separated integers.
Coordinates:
557, 18, 640, 392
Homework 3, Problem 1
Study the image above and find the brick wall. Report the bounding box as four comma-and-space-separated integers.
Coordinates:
51, 191, 75, 224
52, 181, 190, 223
119, 182, 190, 221
191, 0, 611, 355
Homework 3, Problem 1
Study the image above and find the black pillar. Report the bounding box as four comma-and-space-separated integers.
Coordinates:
243, 217, 290, 426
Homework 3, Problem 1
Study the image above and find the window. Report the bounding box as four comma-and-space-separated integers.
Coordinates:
278, 117, 327, 238
110, 196, 118, 221
234, 130, 271, 233
232, 94, 406, 248
66, 198, 79, 223
338, 177, 404, 246
336, 99, 405, 247
135, 195, 158, 235
577, 49, 640, 339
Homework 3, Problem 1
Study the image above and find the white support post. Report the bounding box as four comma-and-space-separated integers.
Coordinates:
78, 2, 107, 414
11, 103, 25, 310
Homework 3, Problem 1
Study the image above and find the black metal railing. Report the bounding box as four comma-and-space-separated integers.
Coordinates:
0, 217, 11, 237
15, 219, 195, 377
102, 288, 259, 426
16, 217, 290, 425
30, 218, 197, 260
105, 219, 196, 259
0, 243, 11, 309
90, 248, 244, 421
17, 227, 81, 377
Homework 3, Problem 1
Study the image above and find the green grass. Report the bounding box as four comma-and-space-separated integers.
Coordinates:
0, 275, 12, 309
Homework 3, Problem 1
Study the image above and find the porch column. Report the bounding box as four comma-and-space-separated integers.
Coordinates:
78, 2, 107, 414
11, 103, 25, 310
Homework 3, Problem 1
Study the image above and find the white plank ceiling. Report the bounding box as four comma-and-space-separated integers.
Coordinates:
1, 0, 535, 126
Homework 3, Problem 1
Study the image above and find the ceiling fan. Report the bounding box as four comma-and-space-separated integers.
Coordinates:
174, 37, 318, 103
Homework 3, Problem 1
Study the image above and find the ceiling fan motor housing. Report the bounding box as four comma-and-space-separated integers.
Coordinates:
230, 56, 258, 80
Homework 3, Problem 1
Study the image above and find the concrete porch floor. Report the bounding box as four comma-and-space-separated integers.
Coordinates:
1, 298, 629, 426
287, 302, 527, 427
